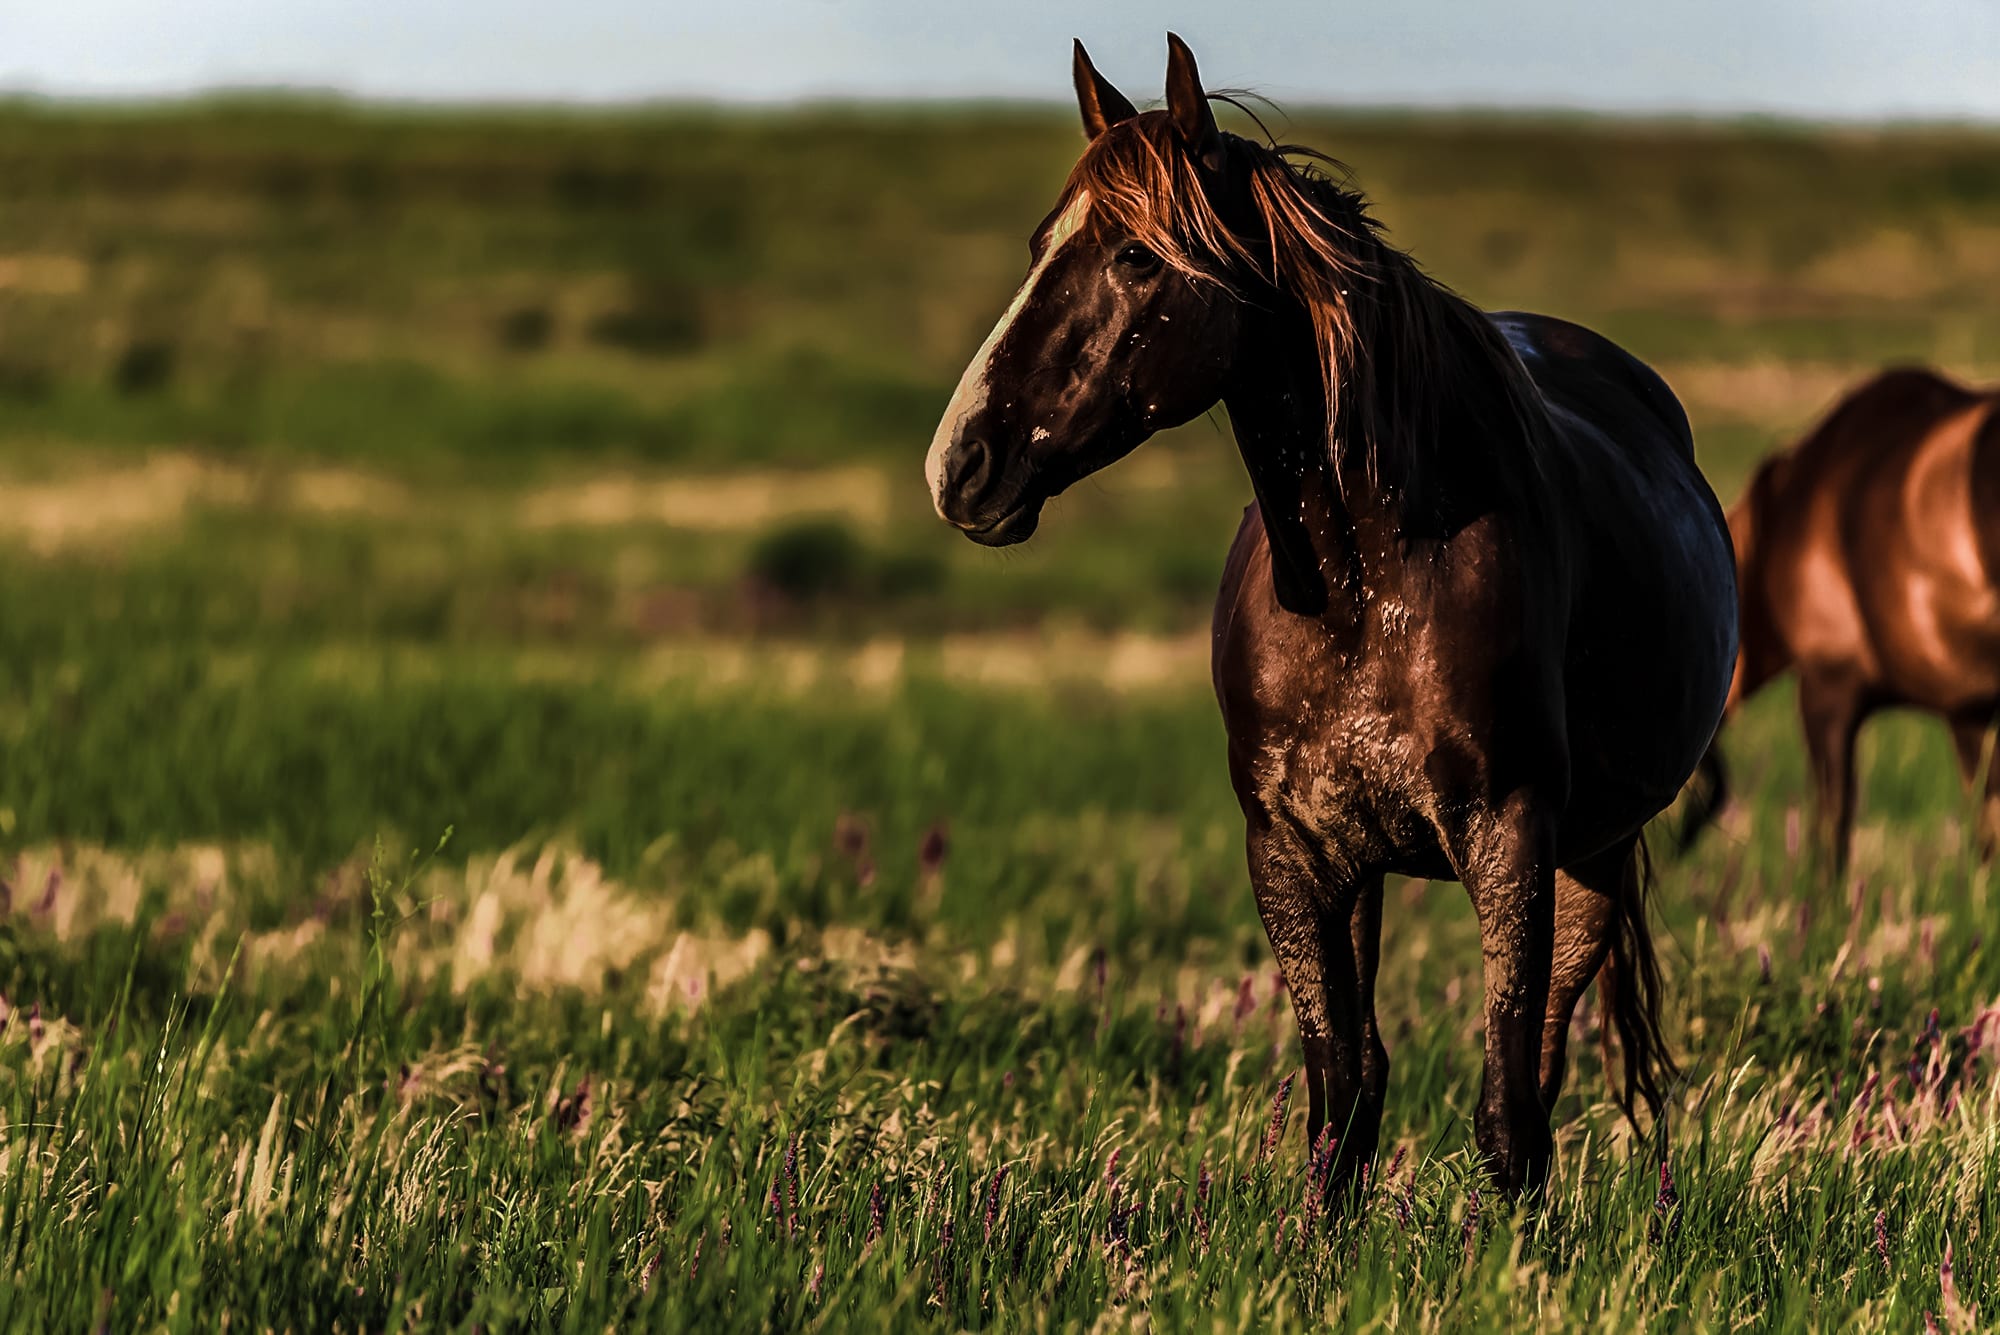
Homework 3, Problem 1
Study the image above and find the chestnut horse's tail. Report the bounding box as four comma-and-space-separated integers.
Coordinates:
1599, 836, 1677, 1128
1670, 740, 1730, 855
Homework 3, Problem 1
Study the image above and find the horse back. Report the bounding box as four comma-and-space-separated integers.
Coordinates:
1488, 311, 1696, 462
1747, 367, 2000, 707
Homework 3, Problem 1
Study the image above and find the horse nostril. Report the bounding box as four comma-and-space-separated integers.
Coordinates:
946, 436, 994, 499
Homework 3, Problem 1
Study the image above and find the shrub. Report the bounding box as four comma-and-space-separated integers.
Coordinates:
112, 338, 177, 396
745, 519, 864, 602
497, 305, 554, 352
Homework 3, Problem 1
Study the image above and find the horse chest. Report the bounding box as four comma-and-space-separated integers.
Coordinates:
1218, 587, 1452, 858
1241, 686, 1437, 861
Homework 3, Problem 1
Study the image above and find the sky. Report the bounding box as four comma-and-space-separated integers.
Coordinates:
5, 0, 2000, 121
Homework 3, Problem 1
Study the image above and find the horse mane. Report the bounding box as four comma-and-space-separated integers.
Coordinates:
1063, 109, 1549, 520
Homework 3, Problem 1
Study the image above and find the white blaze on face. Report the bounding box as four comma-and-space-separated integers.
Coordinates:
926, 192, 1091, 517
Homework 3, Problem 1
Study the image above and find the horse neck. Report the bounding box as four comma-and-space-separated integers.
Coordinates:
1220, 302, 1356, 616
1221, 281, 1499, 616
1224, 244, 1557, 617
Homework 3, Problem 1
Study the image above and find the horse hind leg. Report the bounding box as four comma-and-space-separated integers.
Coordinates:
1537, 840, 1627, 1111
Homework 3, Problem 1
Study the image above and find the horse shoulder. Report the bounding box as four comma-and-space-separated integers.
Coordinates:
1211, 503, 1271, 705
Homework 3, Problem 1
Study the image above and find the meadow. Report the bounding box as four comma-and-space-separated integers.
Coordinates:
2, 98, 2000, 1329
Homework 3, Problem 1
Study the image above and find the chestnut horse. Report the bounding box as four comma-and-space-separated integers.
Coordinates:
1680, 367, 2000, 873
925, 36, 1736, 1194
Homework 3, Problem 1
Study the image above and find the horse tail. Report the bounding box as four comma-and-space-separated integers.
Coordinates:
1671, 740, 1730, 855
1598, 835, 1677, 1130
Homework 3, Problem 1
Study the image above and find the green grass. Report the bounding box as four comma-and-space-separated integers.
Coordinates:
3, 101, 2000, 1328
3, 674, 1998, 1330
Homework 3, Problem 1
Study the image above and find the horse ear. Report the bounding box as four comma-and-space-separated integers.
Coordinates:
1163, 32, 1220, 165
1073, 40, 1137, 140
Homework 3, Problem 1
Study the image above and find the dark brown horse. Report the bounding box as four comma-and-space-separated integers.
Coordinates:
1681, 367, 2000, 873
925, 36, 1737, 1194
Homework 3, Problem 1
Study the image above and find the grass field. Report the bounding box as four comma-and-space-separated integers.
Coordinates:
3, 99, 2000, 1330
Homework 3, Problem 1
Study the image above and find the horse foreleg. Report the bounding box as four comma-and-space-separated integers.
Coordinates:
1349, 876, 1389, 1167
1245, 820, 1375, 1190
1799, 671, 1864, 876
1457, 799, 1558, 1197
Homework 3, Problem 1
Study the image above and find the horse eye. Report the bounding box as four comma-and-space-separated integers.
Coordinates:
1116, 242, 1161, 273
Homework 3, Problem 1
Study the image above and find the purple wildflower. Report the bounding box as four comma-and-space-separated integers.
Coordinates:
1259, 1073, 1296, 1162
834, 812, 870, 861
1309, 1125, 1338, 1187
865, 1180, 886, 1249
554, 1075, 592, 1136
783, 1133, 801, 1237
917, 821, 949, 879
1649, 1159, 1679, 1244
982, 1164, 1007, 1245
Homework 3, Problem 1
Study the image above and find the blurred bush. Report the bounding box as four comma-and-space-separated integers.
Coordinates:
588, 280, 705, 355
112, 338, 176, 396
496, 305, 554, 352
745, 518, 946, 607
746, 518, 864, 600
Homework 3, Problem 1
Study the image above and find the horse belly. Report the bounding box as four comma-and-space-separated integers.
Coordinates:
1561, 476, 1737, 855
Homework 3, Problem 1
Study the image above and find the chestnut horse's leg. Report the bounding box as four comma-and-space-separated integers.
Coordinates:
1245, 819, 1379, 1187
1949, 711, 2000, 862
1456, 800, 1558, 1196
1798, 671, 1865, 876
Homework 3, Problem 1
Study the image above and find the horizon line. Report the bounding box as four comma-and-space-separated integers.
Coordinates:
4, 84, 2000, 133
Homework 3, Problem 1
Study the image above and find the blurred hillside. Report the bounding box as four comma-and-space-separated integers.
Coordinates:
3, 99, 2000, 484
